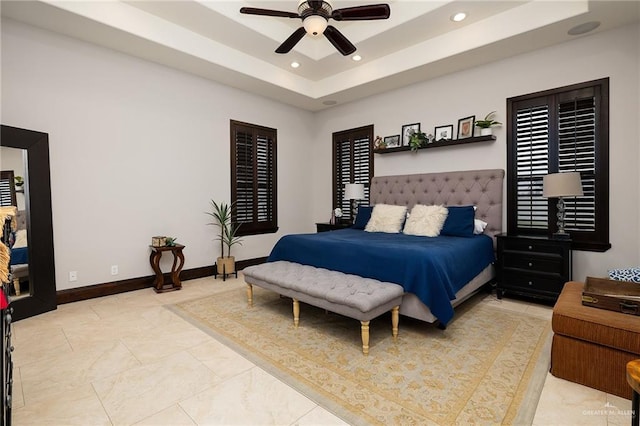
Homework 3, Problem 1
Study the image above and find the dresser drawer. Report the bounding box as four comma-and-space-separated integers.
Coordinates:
500, 271, 565, 296
502, 252, 564, 274
500, 238, 568, 257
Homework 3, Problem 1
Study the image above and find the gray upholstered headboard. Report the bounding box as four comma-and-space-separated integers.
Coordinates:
370, 169, 505, 242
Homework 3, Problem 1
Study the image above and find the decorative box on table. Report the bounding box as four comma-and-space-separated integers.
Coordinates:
151, 236, 166, 247
581, 276, 640, 316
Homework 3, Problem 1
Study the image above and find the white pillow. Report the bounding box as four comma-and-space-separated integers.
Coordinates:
474, 219, 488, 235
365, 204, 408, 233
403, 204, 448, 237
13, 229, 27, 248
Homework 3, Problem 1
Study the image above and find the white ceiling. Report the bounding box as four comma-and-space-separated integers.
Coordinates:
2, 1, 639, 111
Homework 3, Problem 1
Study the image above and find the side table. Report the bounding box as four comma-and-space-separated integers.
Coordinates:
316, 222, 351, 232
149, 244, 185, 293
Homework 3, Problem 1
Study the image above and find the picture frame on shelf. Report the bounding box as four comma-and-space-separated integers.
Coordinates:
402, 123, 420, 146
457, 115, 475, 139
434, 125, 454, 141
383, 134, 401, 148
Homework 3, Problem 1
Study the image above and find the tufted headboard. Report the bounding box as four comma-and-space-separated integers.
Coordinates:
370, 169, 505, 243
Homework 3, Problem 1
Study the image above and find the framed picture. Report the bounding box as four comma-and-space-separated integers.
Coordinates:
383, 134, 401, 148
434, 125, 454, 142
401, 123, 420, 146
457, 115, 475, 139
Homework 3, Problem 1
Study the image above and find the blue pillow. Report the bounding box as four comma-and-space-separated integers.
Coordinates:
441, 206, 475, 237
353, 206, 373, 229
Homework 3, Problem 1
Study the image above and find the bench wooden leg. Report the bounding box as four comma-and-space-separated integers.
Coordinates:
293, 299, 300, 328
246, 284, 253, 307
391, 306, 399, 341
361, 320, 370, 355
13, 278, 20, 296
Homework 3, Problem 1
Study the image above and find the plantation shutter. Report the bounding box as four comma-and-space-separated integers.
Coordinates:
557, 95, 596, 232
332, 125, 374, 222
231, 120, 277, 236
507, 78, 609, 251
514, 104, 549, 230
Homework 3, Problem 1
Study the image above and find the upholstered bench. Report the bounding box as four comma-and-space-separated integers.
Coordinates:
242, 261, 405, 355
551, 281, 640, 399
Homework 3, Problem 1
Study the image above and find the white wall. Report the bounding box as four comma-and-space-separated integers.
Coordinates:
1, 19, 315, 290
312, 23, 640, 282
3, 18, 639, 291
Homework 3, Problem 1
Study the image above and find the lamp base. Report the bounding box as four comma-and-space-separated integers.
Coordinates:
552, 231, 571, 240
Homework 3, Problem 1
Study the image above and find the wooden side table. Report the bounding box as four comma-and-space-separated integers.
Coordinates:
628, 359, 640, 426
316, 222, 351, 232
149, 244, 185, 293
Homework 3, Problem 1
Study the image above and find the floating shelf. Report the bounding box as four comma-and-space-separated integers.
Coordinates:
373, 135, 496, 154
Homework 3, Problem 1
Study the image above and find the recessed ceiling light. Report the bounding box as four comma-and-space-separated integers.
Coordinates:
352, 54, 362, 61
322, 100, 337, 106
451, 12, 467, 22
568, 21, 601, 36
290, 61, 300, 68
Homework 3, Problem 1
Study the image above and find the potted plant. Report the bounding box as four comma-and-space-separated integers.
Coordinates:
14, 176, 24, 188
475, 111, 502, 136
206, 200, 243, 276
408, 130, 428, 152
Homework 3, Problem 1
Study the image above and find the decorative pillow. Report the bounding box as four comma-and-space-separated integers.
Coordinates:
365, 204, 408, 233
402, 204, 448, 237
441, 206, 475, 237
13, 229, 27, 248
474, 219, 488, 235
353, 206, 373, 230
608, 267, 640, 283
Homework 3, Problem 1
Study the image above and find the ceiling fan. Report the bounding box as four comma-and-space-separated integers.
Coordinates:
239, 1, 391, 56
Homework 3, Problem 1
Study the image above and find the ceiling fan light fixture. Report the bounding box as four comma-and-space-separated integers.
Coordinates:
303, 15, 328, 36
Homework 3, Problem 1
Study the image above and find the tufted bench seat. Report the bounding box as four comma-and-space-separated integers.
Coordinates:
242, 261, 404, 355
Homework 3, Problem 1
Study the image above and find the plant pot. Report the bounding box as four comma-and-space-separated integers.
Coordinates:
480, 128, 493, 136
217, 256, 235, 275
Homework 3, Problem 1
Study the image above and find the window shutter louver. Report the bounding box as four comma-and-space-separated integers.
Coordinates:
332, 126, 374, 222
507, 78, 610, 252
515, 105, 549, 230
231, 120, 278, 236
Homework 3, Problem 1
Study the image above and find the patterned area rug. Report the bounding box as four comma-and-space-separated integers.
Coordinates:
169, 286, 551, 425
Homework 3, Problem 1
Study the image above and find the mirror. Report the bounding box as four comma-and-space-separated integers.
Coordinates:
1, 125, 56, 321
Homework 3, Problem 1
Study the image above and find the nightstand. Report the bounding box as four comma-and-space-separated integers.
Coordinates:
496, 234, 572, 302
316, 222, 351, 232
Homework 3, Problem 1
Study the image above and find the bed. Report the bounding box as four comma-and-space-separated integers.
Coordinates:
268, 169, 505, 325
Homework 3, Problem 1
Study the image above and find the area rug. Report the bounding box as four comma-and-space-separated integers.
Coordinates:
169, 286, 551, 425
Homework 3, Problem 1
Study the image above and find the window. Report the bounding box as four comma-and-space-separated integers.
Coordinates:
230, 120, 277, 236
332, 125, 374, 222
506, 78, 610, 251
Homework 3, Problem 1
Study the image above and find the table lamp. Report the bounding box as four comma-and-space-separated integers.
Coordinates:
543, 172, 583, 239
344, 183, 365, 223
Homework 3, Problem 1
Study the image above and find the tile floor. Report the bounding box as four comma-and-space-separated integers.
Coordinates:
8, 274, 632, 425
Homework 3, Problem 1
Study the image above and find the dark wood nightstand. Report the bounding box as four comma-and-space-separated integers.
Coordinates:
316, 222, 351, 232
496, 234, 572, 302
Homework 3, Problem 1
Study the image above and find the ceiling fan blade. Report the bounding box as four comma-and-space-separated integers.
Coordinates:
276, 27, 307, 54
240, 7, 299, 19
332, 4, 391, 21
324, 25, 356, 56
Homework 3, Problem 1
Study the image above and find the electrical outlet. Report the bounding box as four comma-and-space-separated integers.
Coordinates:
111, 265, 118, 275
69, 271, 77, 282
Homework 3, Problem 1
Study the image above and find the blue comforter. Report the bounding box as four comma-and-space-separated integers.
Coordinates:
268, 228, 495, 324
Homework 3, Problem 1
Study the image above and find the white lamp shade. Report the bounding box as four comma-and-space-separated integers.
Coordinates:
303, 15, 328, 35
543, 172, 584, 198
344, 183, 365, 200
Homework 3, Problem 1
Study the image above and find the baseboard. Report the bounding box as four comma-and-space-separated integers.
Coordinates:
56, 257, 268, 305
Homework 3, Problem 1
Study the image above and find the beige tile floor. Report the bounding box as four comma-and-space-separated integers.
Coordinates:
8, 274, 632, 425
